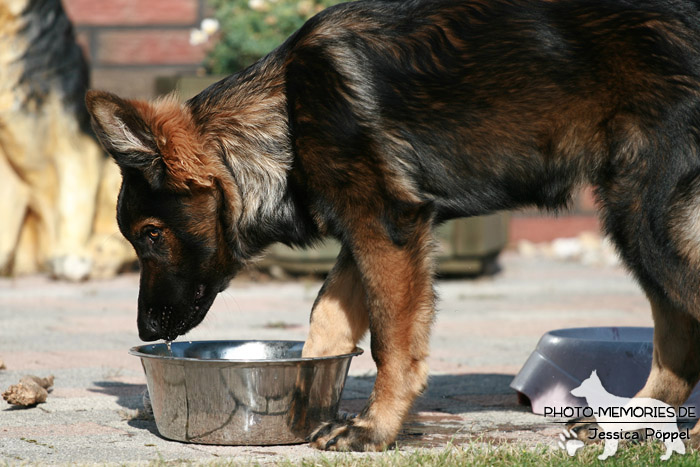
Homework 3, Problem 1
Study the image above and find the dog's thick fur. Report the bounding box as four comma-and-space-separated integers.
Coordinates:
87, 0, 700, 451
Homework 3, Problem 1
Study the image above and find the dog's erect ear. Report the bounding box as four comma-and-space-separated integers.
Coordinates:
85, 90, 165, 189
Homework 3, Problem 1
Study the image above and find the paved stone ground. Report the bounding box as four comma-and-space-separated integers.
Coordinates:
0, 252, 652, 464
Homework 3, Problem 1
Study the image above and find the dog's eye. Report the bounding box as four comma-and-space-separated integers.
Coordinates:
144, 227, 162, 243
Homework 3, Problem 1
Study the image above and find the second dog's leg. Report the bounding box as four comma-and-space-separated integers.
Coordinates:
302, 246, 369, 358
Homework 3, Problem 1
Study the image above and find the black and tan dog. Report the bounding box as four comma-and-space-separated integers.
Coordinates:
87, 0, 700, 451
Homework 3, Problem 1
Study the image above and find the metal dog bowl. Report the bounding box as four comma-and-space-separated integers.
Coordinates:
511, 327, 700, 414
129, 340, 363, 445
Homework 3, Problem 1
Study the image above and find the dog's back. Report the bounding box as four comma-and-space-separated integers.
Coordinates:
265, 0, 700, 217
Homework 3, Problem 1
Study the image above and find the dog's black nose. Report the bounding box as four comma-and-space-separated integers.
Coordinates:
138, 326, 161, 342
138, 310, 164, 342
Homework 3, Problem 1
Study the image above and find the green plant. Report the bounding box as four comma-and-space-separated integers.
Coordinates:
207, 0, 347, 74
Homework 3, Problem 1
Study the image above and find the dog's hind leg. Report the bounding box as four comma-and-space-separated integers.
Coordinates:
302, 246, 369, 358
601, 162, 700, 444
308, 206, 435, 451
662, 170, 700, 445
634, 296, 700, 407
642, 170, 700, 423
636, 296, 700, 447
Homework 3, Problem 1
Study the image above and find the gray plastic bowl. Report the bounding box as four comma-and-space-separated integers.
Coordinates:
511, 327, 700, 415
130, 340, 362, 445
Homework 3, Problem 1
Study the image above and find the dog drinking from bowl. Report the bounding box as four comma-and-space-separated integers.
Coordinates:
88, 0, 700, 451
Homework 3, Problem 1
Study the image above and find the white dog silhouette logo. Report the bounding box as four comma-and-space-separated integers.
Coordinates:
563, 370, 686, 461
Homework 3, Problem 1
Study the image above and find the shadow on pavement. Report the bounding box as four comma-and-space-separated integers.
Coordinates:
89, 381, 146, 410
89, 381, 161, 437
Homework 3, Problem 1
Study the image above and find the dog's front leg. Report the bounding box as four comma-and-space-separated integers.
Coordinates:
290, 245, 368, 433
302, 246, 368, 358
308, 215, 435, 451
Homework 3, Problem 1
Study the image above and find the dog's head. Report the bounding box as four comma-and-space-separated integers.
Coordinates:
86, 90, 242, 341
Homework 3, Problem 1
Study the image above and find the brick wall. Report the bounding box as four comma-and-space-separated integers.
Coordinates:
63, 0, 213, 99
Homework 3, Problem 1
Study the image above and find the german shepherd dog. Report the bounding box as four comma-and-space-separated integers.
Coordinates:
87, 0, 700, 452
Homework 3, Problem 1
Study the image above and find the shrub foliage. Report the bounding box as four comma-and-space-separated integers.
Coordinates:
207, 0, 347, 73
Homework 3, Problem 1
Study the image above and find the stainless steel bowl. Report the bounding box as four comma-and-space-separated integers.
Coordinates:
129, 340, 363, 445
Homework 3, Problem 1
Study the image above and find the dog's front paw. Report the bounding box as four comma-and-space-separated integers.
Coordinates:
308, 416, 389, 451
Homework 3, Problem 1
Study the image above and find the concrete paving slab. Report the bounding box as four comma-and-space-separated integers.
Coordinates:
0, 252, 653, 464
